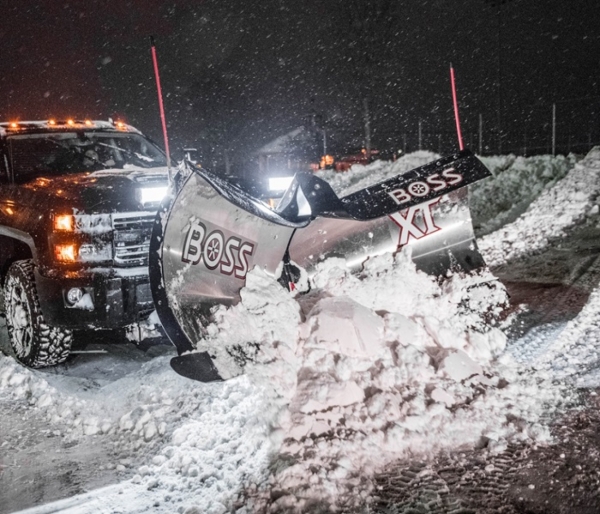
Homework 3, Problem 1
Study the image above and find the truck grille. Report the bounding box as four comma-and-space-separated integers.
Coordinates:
112, 212, 155, 267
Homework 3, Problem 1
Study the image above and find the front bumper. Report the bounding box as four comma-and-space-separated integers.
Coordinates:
35, 266, 155, 329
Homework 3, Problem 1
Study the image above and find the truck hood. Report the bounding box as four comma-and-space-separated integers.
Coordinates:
21, 166, 170, 213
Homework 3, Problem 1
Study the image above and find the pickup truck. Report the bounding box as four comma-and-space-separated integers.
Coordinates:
0, 119, 170, 367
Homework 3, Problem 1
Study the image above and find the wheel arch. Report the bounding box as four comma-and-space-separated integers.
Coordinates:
0, 229, 37, 285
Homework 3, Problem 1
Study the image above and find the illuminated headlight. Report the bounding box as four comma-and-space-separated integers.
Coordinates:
268, 177, 294, 192
140, 186, 168, 204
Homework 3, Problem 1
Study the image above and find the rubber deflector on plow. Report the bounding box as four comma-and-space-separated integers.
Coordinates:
149, 150, 491, 382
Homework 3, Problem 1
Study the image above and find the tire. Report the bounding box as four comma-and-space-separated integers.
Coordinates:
4, 259, 73, 368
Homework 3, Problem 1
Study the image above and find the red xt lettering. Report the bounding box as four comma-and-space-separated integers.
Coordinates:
389, 198, 442, 247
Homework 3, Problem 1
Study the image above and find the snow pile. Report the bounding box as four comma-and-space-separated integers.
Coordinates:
192, 251, 563, 512
110, 364, 273, 513
0, 355, 110, 436
479, 147, 600, 267
470, 154, 575, 235
0, 351, 275, 513
316, 150, 439, 196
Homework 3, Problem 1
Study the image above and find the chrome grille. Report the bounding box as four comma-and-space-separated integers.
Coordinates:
112, 212, 155, 267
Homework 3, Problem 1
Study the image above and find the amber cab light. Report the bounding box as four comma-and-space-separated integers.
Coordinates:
53, 214, 74, 232
54, 244, 77, 263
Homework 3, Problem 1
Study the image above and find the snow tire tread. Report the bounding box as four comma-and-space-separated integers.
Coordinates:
4, 259, 73, 368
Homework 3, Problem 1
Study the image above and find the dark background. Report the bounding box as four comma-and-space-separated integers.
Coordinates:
1, 0, 599, 173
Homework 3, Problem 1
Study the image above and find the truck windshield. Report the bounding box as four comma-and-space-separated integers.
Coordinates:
8, 132, 168, 184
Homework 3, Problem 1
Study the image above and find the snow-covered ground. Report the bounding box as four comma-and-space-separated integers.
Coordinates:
2, 148, 600, 513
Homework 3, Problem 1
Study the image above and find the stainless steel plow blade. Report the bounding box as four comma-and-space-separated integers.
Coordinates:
149, 150, 491, 381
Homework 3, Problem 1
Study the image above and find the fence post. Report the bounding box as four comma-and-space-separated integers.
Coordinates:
552, 103, 556, 156
479, 114, 483, 155
418, 120, 422, 150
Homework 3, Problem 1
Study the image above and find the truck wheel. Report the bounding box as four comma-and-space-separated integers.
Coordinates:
4, 260, 73, 368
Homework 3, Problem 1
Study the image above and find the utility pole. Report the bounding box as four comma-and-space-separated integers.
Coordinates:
418, 120, 422, 150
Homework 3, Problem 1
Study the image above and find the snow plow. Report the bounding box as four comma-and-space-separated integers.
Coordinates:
148, 149, 492, 382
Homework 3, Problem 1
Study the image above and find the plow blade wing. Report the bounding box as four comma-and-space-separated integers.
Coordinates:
149, 151, 491, 381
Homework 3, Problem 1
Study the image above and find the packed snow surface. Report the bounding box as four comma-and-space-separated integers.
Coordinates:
1, 149, 586, 513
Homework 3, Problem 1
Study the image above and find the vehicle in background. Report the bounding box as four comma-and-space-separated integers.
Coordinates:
331, 148, 380, 172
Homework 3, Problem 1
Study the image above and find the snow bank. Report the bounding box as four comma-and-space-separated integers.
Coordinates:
318, 150, 575, 243
316, 150, 439, 197
479, 148, 600, 267
193, 251, 563, 512
471, 154, 575, 236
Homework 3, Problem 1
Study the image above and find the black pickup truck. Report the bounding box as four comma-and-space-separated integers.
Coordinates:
0, 120, 170, 367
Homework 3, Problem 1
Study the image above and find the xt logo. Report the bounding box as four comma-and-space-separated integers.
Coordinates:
389, 198, 442, 247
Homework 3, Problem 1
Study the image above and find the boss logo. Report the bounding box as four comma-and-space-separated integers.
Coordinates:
182, 220, 255, 279
388, 168, 463, 205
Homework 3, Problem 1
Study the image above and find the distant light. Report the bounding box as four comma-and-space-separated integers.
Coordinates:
67, 119, 74, 125
269, 176, 294, 191
115, 121, 126, 130
48, 119, 56, 126
9, 122, 18, 128
85, 119, 93, 126
141, 186, 168, 204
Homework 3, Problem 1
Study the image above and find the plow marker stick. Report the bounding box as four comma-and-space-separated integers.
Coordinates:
150, 36, 172, 182
450, 64, 464, 151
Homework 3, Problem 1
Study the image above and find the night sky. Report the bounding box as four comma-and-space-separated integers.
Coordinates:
1, 0, 599, 171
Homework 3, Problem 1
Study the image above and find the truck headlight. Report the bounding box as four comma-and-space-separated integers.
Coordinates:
54, 243, 77, 262
53, 214, 74, 232
140, 186, 168, 205
53, 242, 112, 263
51, 212, 114, 264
